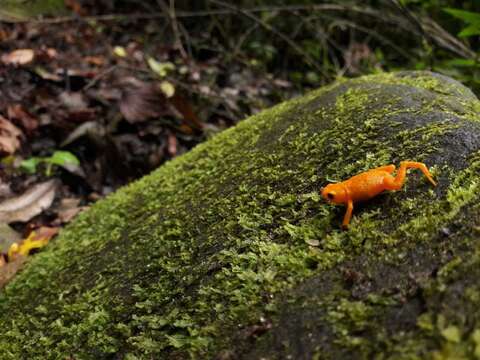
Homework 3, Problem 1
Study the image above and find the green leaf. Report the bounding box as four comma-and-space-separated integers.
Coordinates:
458, 24, 480, 37
20, 158, 41, 174
46, 151, 80, 167
444, 8, 480, 25
442, 58, 478, 67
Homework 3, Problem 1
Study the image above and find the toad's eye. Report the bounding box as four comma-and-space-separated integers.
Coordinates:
327, 193, 335, 200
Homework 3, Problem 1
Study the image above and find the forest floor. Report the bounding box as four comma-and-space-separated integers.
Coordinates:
0, 0, 474, 288
0, 4, 298, 285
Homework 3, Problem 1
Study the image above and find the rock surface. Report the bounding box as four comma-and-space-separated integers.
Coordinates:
2, 71, 480, 359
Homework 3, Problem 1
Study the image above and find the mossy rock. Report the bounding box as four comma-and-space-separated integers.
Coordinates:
2, 71, 480, 359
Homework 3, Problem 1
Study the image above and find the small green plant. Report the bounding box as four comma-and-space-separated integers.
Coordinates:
444, 8, 480, 37
20, 151, 80, 176
248, 41, 277, 63
421, 7, 480, 94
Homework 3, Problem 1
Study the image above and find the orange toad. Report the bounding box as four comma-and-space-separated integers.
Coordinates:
321, 161, 436, 228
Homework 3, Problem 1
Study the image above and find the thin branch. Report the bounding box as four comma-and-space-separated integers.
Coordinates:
301, 16, 343, 74
330, 18, 412, 60
421, 17, 475, 59
387, 0, 474, 59
207, 0, 328, 77
233, 23, 260, 59
26, 4, 378, 24
157, 0, 188, 59
388, 0, 429, 43
23, 2, 474, 60
83, 65, 118, 91
177, 18, 193, 58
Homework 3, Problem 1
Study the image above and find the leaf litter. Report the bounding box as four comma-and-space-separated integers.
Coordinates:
0, 1, 294, 287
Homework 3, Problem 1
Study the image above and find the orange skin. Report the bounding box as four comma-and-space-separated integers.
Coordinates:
321, 161, 436, 228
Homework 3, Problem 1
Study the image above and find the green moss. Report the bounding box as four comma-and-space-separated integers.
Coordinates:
0, 71, 480, 359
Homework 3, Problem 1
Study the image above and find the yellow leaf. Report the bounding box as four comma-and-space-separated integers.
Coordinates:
8, 227, 58, 260
159, 81, 175, 98
113, 46, 127, 58
147, 57, 175, 78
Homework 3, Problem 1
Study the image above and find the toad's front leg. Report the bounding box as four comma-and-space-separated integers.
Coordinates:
342, 199, 354, 228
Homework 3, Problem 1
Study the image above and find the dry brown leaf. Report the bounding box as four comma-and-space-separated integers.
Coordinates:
0, 224, 21, 253
0, 181, 12, 200
65, 0, 87, 16
119, 79, 169, 123
170, 94, 204, 129
167, 132, 177, 157
0, 180, 58, 224
7, 104, 39, 135
1, 49, 34, 66
32, 226, 59, 242
0, 115, 23, 155
0, 29, 10, 42
8, 226, 58, 260
0, 226, 59, 287
35, 47, 58, 62
0, 254, 26, 289
44, 48, 58, 59
34, 67, 63, 82
59, 91, 88, 110
344, 43, 376, 75
61, 121, 106, 147
54, 198, 87, 224
84, 56, 106, 66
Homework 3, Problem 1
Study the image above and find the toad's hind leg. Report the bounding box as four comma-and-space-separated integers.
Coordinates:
373, 164, 396, 173
383, 161, 437, 190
